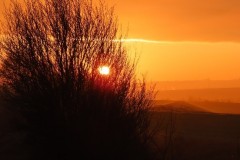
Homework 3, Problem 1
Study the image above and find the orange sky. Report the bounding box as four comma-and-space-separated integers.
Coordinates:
107, 0, 240, 42
106, 0, 240, 81
1, 0, 240, 81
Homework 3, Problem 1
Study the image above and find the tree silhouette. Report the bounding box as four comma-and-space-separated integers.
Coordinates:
0, 0, 154, 159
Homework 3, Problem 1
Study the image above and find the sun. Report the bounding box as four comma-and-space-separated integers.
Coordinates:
98, 66, 110, 75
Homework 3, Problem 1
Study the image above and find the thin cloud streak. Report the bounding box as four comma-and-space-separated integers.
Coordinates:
116, 38, 240, 45
114, 38, 168, 44
1, 34, 239, 45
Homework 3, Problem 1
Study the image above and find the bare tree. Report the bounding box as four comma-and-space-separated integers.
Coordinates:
0, 0, 155, 159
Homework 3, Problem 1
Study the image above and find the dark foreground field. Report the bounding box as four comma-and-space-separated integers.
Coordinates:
152, 100, 240, 160
1, 102, 240, 160
151, 111, 240, 160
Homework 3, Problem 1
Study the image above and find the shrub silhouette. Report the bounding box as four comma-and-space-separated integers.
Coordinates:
0, 0, 154, 159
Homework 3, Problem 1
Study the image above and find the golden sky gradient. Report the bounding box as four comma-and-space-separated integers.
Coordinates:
107, 0, 240, 42
107, 0, 240, 81
1, 0, 240, 81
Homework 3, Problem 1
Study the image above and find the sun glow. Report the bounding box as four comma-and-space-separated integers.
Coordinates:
98, 66, 110, 75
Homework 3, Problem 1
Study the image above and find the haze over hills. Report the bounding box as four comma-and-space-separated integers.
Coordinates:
150, 80, 240, 103
153, 100, 210, 113
154, 79, 240, 90
149, 80, 240, 115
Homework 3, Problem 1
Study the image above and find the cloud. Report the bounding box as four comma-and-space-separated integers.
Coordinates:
112, 0, 240, 42
1, 0, 240, 42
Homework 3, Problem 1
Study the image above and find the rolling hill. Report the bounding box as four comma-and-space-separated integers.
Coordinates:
152, 100, 210, 113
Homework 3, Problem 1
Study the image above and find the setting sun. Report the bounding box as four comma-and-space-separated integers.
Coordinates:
98, 66, 110, 75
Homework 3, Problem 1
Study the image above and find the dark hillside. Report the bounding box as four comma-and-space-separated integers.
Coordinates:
152, 111, 240, 160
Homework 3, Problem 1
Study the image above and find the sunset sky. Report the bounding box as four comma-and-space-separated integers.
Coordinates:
1, 0, 240, 81
106, 0, 240, 81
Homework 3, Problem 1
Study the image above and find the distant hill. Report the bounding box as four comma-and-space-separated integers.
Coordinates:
152, 100, 240, 115
153, 101, 210, 113
190, 101, 240, 115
